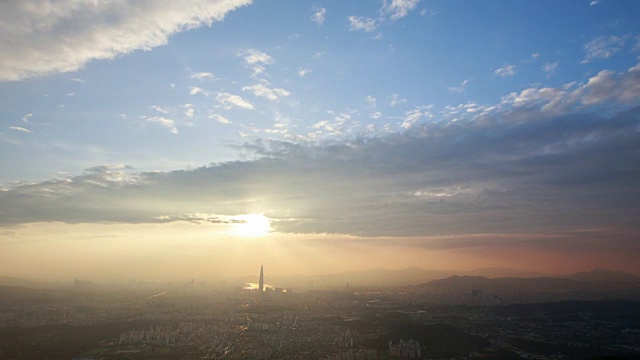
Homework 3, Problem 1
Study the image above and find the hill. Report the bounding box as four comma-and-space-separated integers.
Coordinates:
420, 275, 638, 293
565, 268, 640, 282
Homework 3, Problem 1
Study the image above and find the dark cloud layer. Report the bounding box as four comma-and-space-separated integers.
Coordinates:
1, 104, 639, 243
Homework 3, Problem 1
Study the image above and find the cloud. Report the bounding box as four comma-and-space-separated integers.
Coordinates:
390, 94, 408, 106
348, 0, 419, 34
581, 35, 628, 64
241, 48, 274, 76
0, 0, 252, 81
446, 79, 469, 93
215, 92, 254, 110
21, 113, 33, 123
2, 61, 639, 254
401, 105, 433, 128
150, 105, 170, 114
2, 103, 639, 243
632, 35, 640, 52
589, 0, 600, 6
190, 72, 215, 81
243, 82, 290, 101
494, 64, 517, 77
348, 16, 379, 33
9, 126, 32, 133
311, 7, 327, 25
297, 68, 312, 77
371, 111, 382, 119
142, 116, 178, 134
190, 87, 204, 95
209, 113, 232, 124
365, 95, 377, 107
311, 113, 354, 137
242, 49, 273, 65
542, 61, 559, 78
579, 64, 640, 106
382, 0, 420, 21
152, 213, 246, 224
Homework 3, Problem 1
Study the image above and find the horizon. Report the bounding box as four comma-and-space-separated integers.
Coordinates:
3, 265, 639, 286
2, 0, 640, 281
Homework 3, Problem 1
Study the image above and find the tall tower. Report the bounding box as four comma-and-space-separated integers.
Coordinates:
259, 265, 264, 293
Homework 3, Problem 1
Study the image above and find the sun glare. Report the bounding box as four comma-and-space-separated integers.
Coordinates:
232, 213, 271, 237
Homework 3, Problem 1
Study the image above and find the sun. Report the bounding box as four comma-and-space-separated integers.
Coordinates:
232, 213, 272, 237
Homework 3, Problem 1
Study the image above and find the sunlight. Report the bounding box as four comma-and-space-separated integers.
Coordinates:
232, 213, 272, 237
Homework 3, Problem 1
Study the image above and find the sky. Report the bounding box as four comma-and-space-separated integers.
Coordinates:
1, 0, 640, 281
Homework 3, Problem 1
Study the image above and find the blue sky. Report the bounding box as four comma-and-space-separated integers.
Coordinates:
1, 0, 640, 278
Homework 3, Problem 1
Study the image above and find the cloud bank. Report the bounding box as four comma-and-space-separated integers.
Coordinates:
1, 107, 638, 243
1, 60, 639, 255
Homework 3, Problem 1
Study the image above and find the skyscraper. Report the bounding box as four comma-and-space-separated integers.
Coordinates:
259, 265, 264, 293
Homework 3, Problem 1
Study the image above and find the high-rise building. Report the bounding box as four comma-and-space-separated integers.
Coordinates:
259, 265, 264, 293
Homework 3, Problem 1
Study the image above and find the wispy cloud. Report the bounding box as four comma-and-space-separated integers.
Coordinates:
215, 92, 254, 110
311, 113, 354, 137
401, 105, 433, 128
446, 79, 469, 93
348, 16, 378, 33
0, 0, 253, 81
241, 49, 275, 76
311, 7, 327, 25
150, 105, 170, 114
184, 105, 194, 118
142, 116, 178, 134
242, 49, 274, 66
209, 113, 232, 124
633, 35, 640, 52
297, 68, 312, 77
190, 72, 215, 81
243, 82, 290, 101
365, 95, 377, 107
382, 0, 420, 21
347, 0, 420, 34
543, 61, 559, 78
21, 113, 33, 123
189, 87, 204, 95
581, 35, 628, 64
390, 94, 408, 106
9, 126, 32, 133
494, 64, 517, 77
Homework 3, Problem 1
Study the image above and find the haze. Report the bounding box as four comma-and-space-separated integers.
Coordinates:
1, 0, 640, 283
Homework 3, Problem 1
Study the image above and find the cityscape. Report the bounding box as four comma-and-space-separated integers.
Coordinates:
2, 0, 640, 359
1, 266, 640, 359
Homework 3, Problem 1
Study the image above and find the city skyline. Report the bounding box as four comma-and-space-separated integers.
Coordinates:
1, 0, 640, 280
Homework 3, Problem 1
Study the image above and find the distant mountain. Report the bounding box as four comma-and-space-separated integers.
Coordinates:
565, 268, 640, 283
266, 267, 558, 289
461, 267, 545, 279
419, 275, 630, 293
267, 268, 458, 288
